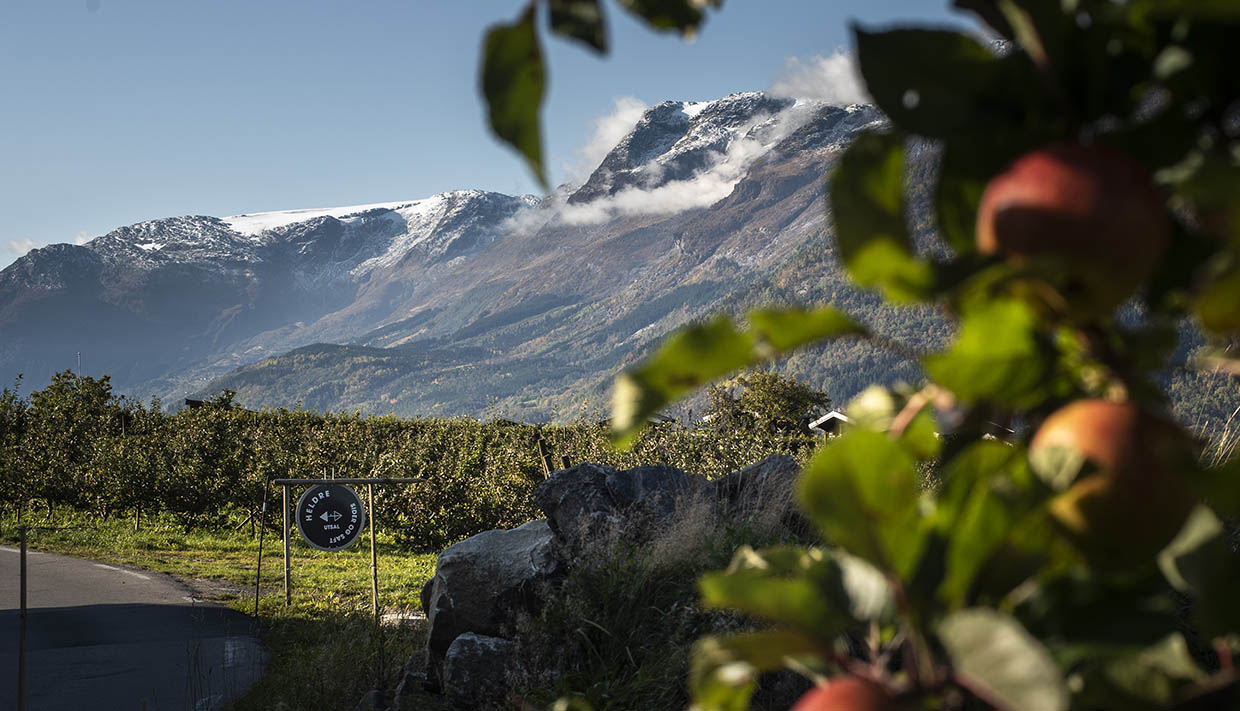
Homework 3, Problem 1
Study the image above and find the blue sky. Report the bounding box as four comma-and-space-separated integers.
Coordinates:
0, 1, 967, 267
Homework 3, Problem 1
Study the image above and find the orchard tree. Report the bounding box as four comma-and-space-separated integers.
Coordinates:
163, 394, 247, 528
706, 370, 830, 435
0, 377, 28, 518
482, 0, 1240, 709
87, 399, 166, 525
22, 372, 122, 514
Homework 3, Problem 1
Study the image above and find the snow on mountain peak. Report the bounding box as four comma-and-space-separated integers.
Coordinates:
681, 100, 709, 118
561, 91, 832, 216
222, 199, 423, 236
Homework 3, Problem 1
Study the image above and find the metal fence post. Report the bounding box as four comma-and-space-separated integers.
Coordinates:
282, 484, 291, 608
18, 524, 27, 711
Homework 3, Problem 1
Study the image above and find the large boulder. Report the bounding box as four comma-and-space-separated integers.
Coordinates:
422, 519, 557, 690
389, 651, 427, 711
441, 633, 516, 710
534, 462, 712, 554
713, 454, 810, 536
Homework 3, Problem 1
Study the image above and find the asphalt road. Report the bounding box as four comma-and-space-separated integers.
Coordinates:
0, 544, 265, 711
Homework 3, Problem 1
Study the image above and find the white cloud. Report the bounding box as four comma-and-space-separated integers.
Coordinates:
566, 96, 649, 183
769, 50, 870, 105
73, 231, 93, 245
4, 237, 38, 257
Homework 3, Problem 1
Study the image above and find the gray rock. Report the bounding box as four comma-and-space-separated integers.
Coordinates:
391, 651, 428, 708
606, 465, 696, 517
533, 462, 621, 549
534, 462, 711, 554
441, 633, 516, 710
419, 577, 434, 621
352, 689, 387, 711
423, 519, 557, 689
714, 454, 810, 536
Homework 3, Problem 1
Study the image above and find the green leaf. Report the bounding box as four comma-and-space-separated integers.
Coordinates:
612, 316, 753, 446
1173, 151, 1240, 329
1197, 454, 1240, 517
481, 7, 548, 189
1157, 505, 1224, 593
925, 298, 1052, 408
1102, 634, 1207, 708
854, 27, 1051, 141
843, 385, 899, 433
700, 545, 893, 633
831, 549, 895, 622
1194, 249, 1240, 333
901, 409, 942, 460
952, 0, 1015, 39
617, 0, 720, 36
843, 385, 941, 459
699, 566, 843, 633
934, 147, 990, 254
746, 306, 865, 351
1129, 0, 1240, 21
1028, 445, 1089, 493
1013, 574, 1182, 665
612, 307, 863, 446
940, 486, 1054, 609
798, 429, 926, 578
939, 609, 1068, 711
1158, 505, 1240, 637
690, 630, 822, 711
933, 442, 1050, 608
549, 0, 608, 53
942, 487, 1021, 608
828, 132, 932, 302
550, 697, 594, 711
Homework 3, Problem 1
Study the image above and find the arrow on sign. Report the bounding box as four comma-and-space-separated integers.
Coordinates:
320, 510, 343, 522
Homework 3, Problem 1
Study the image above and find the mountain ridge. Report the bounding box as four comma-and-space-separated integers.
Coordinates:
1, 93, 900, 418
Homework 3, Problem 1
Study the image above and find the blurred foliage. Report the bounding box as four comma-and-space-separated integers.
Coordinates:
556, 0, 1240, 709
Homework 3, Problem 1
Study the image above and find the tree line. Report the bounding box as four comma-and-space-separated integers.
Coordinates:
0, 370, 824, 550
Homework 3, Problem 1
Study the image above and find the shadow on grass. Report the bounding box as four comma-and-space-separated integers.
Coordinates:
235, 606, 455, 711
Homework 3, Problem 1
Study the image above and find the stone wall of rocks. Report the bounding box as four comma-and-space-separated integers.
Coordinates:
355, 454, 803, 711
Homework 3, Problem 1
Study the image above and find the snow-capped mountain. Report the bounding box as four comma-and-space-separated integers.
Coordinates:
8, 189, 536, 292
0, 93, 900, 415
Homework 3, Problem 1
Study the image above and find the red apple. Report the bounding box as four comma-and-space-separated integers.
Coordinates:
1030, 399, 1196, 567
792, 677, 896, 711
976, 142, 1168, 315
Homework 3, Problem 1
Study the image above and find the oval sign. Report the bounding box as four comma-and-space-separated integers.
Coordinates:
295, 484, 366, 552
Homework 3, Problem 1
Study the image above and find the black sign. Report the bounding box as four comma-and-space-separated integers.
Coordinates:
295, 484, 366, 552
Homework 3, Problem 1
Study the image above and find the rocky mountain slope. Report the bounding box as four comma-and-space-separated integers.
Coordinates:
2, 92, 934, 418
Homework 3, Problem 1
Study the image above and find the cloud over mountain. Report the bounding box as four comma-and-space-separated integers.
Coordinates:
769, 51, 870, 105
570, 96, 650, 183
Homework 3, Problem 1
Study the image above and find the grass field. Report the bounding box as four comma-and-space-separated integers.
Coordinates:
0, 511, 449, 710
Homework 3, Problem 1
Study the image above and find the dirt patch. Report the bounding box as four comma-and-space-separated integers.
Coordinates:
170, 573, 250, 603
